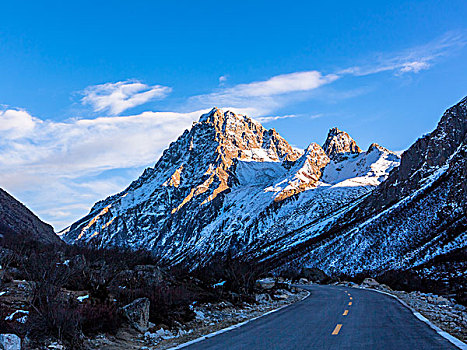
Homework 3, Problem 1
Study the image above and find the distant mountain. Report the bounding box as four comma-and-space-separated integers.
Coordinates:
61, 108, 399, 265
0, 188, 60, 244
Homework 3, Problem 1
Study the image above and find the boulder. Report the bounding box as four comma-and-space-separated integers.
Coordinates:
0, 334, 21, 350
298, 278, 309, 285
110, 266, 162, 290
301, 268, 329, 283
274, 289, 293, 300
255, 293, 272, 303
436, 296, 450, 305
362, 278, 380, 288
256, 278, 275, 290
122, 298, 150, 332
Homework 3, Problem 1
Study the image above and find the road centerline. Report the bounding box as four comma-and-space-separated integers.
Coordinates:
332, 324, 343, 335
343, 309, 349, 316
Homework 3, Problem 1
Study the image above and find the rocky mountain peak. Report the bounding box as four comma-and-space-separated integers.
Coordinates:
323, 127, 362, 159
197, 108, 302, 163
366, 143, 393, 154
199, 107, 239, 125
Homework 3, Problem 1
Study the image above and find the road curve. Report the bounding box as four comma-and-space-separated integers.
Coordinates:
181, 284, 460, 350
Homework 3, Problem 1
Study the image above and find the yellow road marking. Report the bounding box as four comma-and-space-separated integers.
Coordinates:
350, 297, 353, 300
343, 310, 349, 316
332, 324, 343, 335
348, 302, 352, 306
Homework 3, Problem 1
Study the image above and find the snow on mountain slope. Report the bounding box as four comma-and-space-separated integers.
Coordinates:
262, 96, 467, 282
322, 143, 400, 187
61, 108, 399, 266
271, 143, 330, 201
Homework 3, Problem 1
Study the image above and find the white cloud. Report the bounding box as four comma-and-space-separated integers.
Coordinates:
0, 108, 209, 229
223, 71, 338, 97
81, 80, 172, 115
254, 113, 324, 123
398, 61, 431, 73
0, 109, 210, 175
0, 109, 39, 139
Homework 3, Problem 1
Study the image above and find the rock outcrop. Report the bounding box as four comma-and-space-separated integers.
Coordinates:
122, 297, 150, 332
322, 127, 362, 159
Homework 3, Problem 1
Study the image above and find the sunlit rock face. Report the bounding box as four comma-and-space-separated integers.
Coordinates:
323, 127, 362, 159
61, 108, 399, 266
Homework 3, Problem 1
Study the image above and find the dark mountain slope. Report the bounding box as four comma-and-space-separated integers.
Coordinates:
0, 188, 60, 244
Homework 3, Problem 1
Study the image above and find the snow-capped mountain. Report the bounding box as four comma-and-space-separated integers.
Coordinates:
61, 108, 399, 265
259, 96, 467, 281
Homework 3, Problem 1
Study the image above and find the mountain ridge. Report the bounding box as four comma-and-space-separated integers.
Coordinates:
61, 107, 400, 267
0, 187, 61, 244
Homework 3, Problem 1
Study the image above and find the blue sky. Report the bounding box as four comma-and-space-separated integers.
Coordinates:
0, 0, 466, 229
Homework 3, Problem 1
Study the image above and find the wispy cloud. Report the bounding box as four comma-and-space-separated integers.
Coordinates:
255, 113, 324, 123
81, 80, 172, 115
191, 70, 338, 116
340, 32, 466, 76
222, 71, 339, 97
255, 114, 298, 123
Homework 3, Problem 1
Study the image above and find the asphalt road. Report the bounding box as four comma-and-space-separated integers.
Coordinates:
182, 284, 460, 350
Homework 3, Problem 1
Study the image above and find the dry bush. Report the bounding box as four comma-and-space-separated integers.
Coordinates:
196, 253, 265, 296
27, 290, 82, 348
78, 302, 121, 335
115, 279, 195, 327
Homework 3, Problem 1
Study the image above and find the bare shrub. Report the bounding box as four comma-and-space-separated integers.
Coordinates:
78, 302, 121, 335
27, 290, 82, 348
